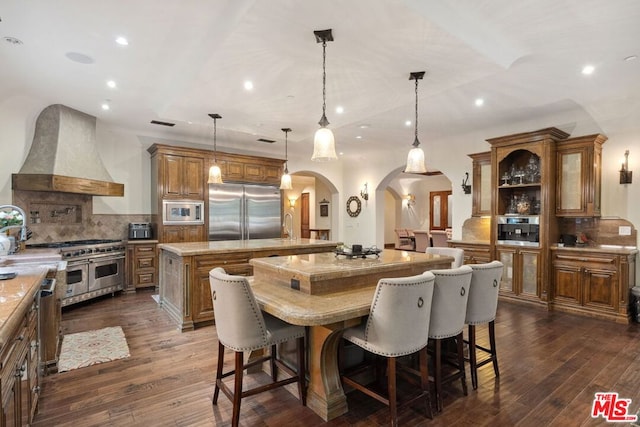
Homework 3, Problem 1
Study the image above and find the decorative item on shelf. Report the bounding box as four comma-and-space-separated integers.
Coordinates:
311, 29, 337, 162
516, 194, 531, 215
405, 71, 427, 173
461, 172, 471, 194
280, 128, 293, 190
360, 182, 369, 201
525, 155, 541, 183
620, 149, 633, 184
346, 196, 361, 217
207, 113, 223, 184
319, 198, 329, 217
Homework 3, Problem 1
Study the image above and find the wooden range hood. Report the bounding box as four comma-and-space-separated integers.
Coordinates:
12, 104, 124, 197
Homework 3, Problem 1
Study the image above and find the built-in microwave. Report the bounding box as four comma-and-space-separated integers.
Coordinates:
497, 215, 540, 247
163, 200, 204, 225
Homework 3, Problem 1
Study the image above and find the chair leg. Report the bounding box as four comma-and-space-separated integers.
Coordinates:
270, 344, 278, 382
434, 339, 443, 412
231, 351, 244, 427
213, 341, 225, 405
296, 336, 307, 405
468, 324, 478, 390
489, 320, 500, 378
388, 357, 398, 427
419, 347, 433, 419
456, 332, 467, 396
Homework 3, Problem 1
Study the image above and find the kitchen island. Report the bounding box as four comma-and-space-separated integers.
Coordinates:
158, 238, 337, 331
250, 250, 452, 421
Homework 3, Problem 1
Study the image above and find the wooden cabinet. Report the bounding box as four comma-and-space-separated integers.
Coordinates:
1, 293, 39, 426
126, 241, 158, 292
551, 248, 636, 323
555, 134, 606, 217
496, 246, 542, 302
448, 241, 491, 264
161, 154, 204, 199
160, 225, 206, 243
468, 151, 492, 217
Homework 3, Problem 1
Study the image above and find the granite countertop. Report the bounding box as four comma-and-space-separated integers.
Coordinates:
447, 239, 490, 245
0, 265, 46, 347
126, 239, 159, 244
158, 238, 337, 256
550, 244, 638, 255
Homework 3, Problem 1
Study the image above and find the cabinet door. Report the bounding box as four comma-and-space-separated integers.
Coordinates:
583, 267, 617, 312
470, 152, 492, 217
264, 165, 282, 183
183, 157, 204, 198
552, 263, 582, 305
556, 148, 586, 215
226, 161, 244, 180
184, 225, 206, 242
520, 249, 540, 297
163, 155, 184, 198
244, 164, 264, 181
161, 226, 184, 243
497, 248, 516, 294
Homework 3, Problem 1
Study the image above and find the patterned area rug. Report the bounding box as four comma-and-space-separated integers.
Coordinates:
58, 326, 130, 373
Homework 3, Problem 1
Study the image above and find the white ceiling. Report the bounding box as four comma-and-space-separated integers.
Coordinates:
2, 0, 639, 161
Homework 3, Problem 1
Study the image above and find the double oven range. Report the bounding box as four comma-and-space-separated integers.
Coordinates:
27, 239, 126, 307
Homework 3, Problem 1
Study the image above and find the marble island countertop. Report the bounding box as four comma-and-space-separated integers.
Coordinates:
158, 238, 337, 256
0, 265, 46, 347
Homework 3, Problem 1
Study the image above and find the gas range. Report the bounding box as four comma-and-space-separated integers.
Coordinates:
27, 239, 126, 261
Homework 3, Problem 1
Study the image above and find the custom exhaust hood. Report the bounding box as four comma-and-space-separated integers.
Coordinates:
12, 104, 124, 196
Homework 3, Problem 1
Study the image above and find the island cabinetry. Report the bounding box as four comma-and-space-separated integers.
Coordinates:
468, 151, 492, 217
1, 293, 39, 426
551, 248, 637, 323
555, 134, 606, 217
496, 246, 542, 302
126, 241, 158, 292
448, 241, 491, 264
161, 154, 204, 199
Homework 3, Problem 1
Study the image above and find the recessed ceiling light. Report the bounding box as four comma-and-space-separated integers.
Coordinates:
101, 102, 110, 111
65, 52, 94, 64
475, 98, 484, 107
404, 120, 412, 127
355, 135, 362, 139
582, 65, 595, 75
106, 80, 117, 89
115, 36, 129, 46
244, 81, 254, 91
359, 124, 370, 129
624, 55, 637, 62
3, 36, 23, 45
339, 152, 344, 156
335, 106, 344, 114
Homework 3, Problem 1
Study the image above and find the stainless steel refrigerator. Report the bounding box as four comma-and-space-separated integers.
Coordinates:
208, 183, 282, 240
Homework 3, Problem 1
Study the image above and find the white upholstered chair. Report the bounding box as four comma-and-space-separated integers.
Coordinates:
465, 261, 504, 389
209, 267, 306, 427
341, 272, 436, 427
427, 265, 473, 412
426, 247, 465, 269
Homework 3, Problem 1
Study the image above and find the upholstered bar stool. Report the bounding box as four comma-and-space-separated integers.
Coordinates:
465, 261, 504, 389
341, 272, 436, 427
209, 267, 306, 427
427, 265, 473, 412
426, 247, 465, 268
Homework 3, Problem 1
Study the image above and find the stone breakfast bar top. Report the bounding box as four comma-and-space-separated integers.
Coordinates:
157, 237, 338, 256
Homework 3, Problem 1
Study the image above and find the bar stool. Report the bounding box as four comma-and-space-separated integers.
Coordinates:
209, 267, 306, 427
465, 261, 503, 389
426, 247, 465, 268
341, 272, 436, 427
427, 266, 473, 412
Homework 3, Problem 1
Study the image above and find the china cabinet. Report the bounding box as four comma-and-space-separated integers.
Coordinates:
468, 151, 492, 217
555, 134, 606, 217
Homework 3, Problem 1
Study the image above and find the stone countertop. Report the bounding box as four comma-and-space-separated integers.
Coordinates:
158, 238, 337, 256
126, 239, 159, 245
447, 239, 490, 245
550, 244, 638, 255
0, 265, 46, 347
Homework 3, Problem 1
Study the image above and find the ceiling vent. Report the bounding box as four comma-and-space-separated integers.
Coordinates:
257, 138, 275, 143
150, 120, 175, 127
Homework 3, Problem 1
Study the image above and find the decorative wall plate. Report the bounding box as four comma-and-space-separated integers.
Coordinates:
346, 196, 361, 217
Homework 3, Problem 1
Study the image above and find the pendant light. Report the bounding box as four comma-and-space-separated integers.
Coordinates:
280, 128, 293, 190
207, 113, 223, 184
311, 29, 337, 162
405, 71, 427, 174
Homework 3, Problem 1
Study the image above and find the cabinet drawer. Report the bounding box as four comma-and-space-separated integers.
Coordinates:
136, 272, 156, 285
195, 254, 250, 269
135, 245, 156, 255
137, 257, 155, 269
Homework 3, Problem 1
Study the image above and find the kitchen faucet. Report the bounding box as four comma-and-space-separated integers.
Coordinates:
283, 212, 294, 240
0, 204, 29, 254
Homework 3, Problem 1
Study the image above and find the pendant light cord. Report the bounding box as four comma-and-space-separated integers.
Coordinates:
284, 129, 289, 173
322, 40, 327, 118
413, 77, 420, 148
213, 117, 218, 163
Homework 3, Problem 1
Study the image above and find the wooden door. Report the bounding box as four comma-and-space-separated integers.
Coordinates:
300, 192, 310, 238
429, 190, 452, 230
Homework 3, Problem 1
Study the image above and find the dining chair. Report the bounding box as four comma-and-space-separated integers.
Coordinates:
209, 267, 306, 427
465, 261, 504, 389
429, 230, 449, 247
341, 272, 436, 427
427, 265, 473, 412
426, 247, 465, 269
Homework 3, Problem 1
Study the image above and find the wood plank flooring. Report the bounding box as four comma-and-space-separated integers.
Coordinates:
33, 289, 640, 426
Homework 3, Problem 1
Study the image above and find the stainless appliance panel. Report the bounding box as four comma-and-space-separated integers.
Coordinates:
209, 184, 281, 241
163, 200, 204, 225
65, 261, 88, 298
88, 256, 124, 292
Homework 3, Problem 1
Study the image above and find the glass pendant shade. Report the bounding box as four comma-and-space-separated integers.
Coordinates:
280, 170, 292, 190
312, 127, 337, 161
208, 164, 223, 184
405, 146, 427, 173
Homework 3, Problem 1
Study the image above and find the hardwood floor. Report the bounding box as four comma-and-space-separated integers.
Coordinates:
33, 288, 640, 426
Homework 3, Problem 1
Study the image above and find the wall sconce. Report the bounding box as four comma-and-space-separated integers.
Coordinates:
360, 182, 369, 201
620, 150, 633, 184
461, 172, 471, 194
288, 197, 297, 208
405, 193, 416, 207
